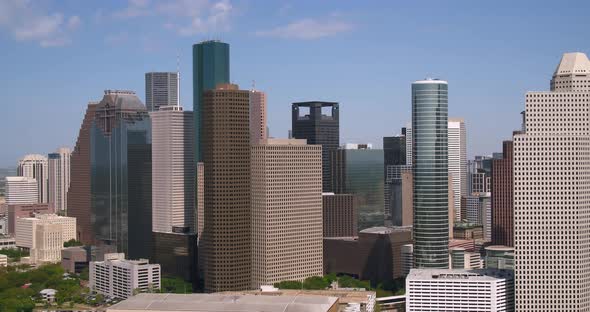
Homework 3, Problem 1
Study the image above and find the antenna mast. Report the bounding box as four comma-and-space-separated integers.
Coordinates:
176, 52, 180, 108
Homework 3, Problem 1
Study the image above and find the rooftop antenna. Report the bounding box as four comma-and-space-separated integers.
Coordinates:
177, 52, 180, 108
252, 79, 256, 91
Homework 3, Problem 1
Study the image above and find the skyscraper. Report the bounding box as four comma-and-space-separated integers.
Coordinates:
383, 130, 411, 226
90, 90, 152, 260
292, 101, 339, 192
47, 147, 71, 213
17, 154, 48, 203
492, 140, 514, 247
68, 102, 99, 244
201, 83, 250, 292
250, 138, 323, 289
5, 177, 38, 205
412, 78, 449, 269
150, 105, 196, 283
448, 118, 467, 221
249, 89, 267, 144
514, 52, 590, 310
192, 40, 230, 163
145, 72, 179, 112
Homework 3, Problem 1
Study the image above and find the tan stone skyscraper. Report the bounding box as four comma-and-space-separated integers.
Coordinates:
514, 52, 590, 311
250, 139, 323, 289
201, 83, 251, 292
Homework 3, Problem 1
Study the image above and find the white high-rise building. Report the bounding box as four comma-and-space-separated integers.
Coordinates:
151, 106, 195, 233
514, 52, 590, 311
5, 176, 38, 205
405, 123, 412, 166
145, 72, 179, 112
250, 139, 323, 289
448, 118, 467, 221
89, 253, 160, 299
406, 269, 514, 312
17, 154, 48, 203
15, 214, 76, 264
249, 89, 267, 144
48, 147, 71, 213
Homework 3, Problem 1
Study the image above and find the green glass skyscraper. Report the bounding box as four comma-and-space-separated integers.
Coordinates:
412, 78, 449, 268
192, 40, 230, 162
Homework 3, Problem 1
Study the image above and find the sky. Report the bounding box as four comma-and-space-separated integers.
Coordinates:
1, 0, 590, 167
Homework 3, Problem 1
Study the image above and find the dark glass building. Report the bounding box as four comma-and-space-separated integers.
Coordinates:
90, 90, 152, 260
292, 102, 339, 192
331, 147, 384, 230
383, 130, 409, 225
192, 40, 230, 163
492, 140, 514, 247
412, 79, 449, 269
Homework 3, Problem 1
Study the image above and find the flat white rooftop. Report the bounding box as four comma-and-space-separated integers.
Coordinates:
408, 269, 513, 282
107, 293, 338, 312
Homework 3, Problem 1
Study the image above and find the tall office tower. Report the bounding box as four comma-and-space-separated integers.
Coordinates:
145, 72, 179, 112
201, 84, 250, 292
150, 106, 196, 283
250, 138, 323, 289
68, 102, 98, 244
47, 147, 71, 213
412, 78, 449, 269
249, 89, 267, 144
196, 161, 204, 276
322, 193, 358, 237
448, 118, 467, 221
330, 146, 384, 230
17, 154, 48, 203
383, 132, 406, 168
514, 52, 590, 311
492, 140, 514, 247
385, 165, 413, 226
5, 177, 38, 205
192, 40, 230, 163
383, 131, 409, 224
292, 102, 339, 192
90, 90, 152, 260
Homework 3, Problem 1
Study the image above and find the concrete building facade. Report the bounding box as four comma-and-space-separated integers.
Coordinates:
15, 214, 76, 264
5, 177, 38, 205
322, 193, 358, 237
17, 154, 48, 203
249, 89, 267, 144
47, 147, 71, 213
448, 118, 467, 221
145, 72, 178, 112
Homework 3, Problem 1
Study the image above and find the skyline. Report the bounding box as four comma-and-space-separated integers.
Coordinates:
2, 0, 590, 166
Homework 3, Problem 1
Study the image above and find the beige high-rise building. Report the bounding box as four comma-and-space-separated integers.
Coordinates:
514, 52, 590, 311
48, 147, 71, 213
17, 154, 48, 203
249, 89, 267, 144
201, 83, 251, 292
448, 118, 467, 221
5, 177, 38, 205
250, 139, 323, 289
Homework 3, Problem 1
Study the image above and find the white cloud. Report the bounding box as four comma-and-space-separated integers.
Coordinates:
255, 18, 353, 40
114, 0, 233, 36
0, 0, 80, 47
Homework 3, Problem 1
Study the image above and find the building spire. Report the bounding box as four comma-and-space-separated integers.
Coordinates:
177, 52, 181, 108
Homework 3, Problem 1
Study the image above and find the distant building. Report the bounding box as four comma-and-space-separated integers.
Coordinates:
0, 254, 7, 267
453, 222, 484, 240
249, 89, 267, 144
0, 236, 16, 250
485, 245, 514, 270
0, 217, 6, 235
323, 226, 412, 283
401, 244, 413, 276
7, 203, 52, 234
406, 269, 514, 312
145, 72, 178, 112
17, 154, 48, 203
292, 101, 339, 192
107, 293, 338, 312
15, 214, 76, 264
89, 253, 161, 299
330, 147, 384, 230
492, 140, 514, 247
449, 247, 483, 269
47, 147, 71, 214
61, 246, 89, 274
412, 79, 449, 269
5, 177, 38, 205
448, 118, 467, 221
461, 193, 491, 241
322, 193, 357, 237
250, 138, 323, 289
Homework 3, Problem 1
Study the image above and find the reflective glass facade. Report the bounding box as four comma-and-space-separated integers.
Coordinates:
90, 92, 152, 260
192, 41, 230, 162
412, 80, 449, 268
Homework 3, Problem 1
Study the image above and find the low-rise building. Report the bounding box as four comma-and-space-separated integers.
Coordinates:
107, 293, 339, 312
406, 269, 514, 312
0, 236, 15, 250
61, 246, 89, 273
7, 203, 52, 234
485, 245, 514, 270
14, 214, 76, 264
39, 289, 57, 302
449, 247, 483, 269
0, 216, 7, 235
0, 254, 7, 267
453, 222, 483, 240
89, 253, 161, 299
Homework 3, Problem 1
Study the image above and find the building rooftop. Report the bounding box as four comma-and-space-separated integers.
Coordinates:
99, 90, 146, 112
485, 245, 514, 252
258, 138, 308, 146
360, 226, 412, 235
554, 52, 590, 76
408, 269, 513, 281
5, 176, 36, 182
19, 154, 48, 161
107, 293, 338, 312
221, 289, 375, 305
413, 78, 448, 84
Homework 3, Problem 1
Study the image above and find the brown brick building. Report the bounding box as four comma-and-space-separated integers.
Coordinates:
492, 140, 514, 247
322, 193, 357, 237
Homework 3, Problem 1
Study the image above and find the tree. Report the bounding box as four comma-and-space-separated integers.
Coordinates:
302, 276, 329, 290
63, 239, 83, 247
161, 277, 191, 294
273, 280, 303, 289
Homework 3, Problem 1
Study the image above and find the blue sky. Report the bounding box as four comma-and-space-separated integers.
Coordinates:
1, 0, 589, 167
